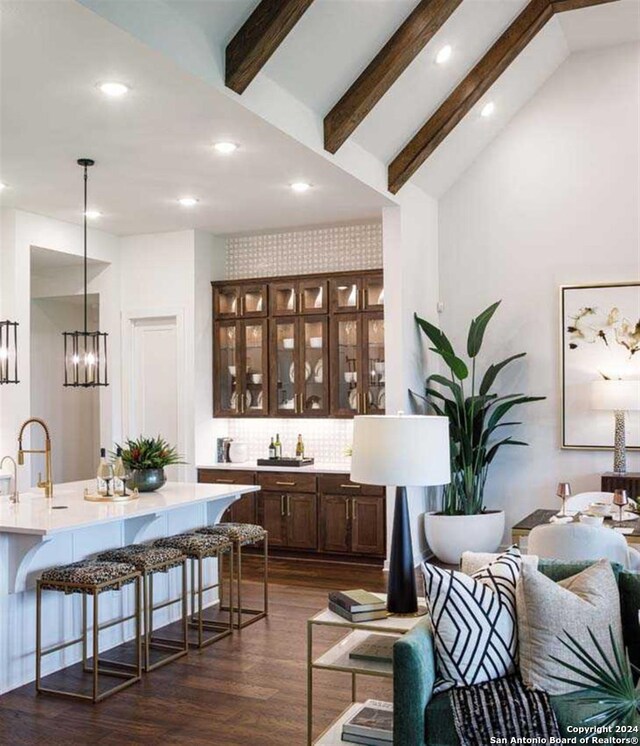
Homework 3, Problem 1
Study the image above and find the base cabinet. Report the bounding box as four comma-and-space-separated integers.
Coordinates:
197, 469, 385, 560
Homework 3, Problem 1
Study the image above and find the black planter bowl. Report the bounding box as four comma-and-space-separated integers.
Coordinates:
130, 468, 167, 492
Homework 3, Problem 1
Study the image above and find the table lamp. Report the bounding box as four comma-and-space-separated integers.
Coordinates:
350, 413, 450, 616
591, 379, 640, 474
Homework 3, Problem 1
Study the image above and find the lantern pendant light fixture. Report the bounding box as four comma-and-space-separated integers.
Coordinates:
0, 320, 19, 384
63, 158, 108, 387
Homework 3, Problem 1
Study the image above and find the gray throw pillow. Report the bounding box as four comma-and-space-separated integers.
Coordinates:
516, 559, 623, 694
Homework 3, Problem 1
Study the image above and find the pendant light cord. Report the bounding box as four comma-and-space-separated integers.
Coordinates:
83, 163, 88, 336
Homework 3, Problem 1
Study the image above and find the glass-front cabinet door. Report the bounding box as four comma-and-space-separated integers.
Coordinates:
271, 318, 299, 415
330, 314, 362, 416
214, 283, 267, 318
300, 316, 329, 416
271, 281, 298, 316
330, 277, 360, 314
300, 279, 327, 315
363, 313, 385, 414
364, 273, 384, 312
243, 320, 268, 416
214, 285, 241, 319
214, 321, 240, 415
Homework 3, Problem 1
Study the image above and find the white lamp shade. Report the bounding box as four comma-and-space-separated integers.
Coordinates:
590, 380, 640, 411
350, 414, 450, 487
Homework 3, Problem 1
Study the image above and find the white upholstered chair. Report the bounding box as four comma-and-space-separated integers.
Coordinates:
565, 491, 614, 514
527, 522, 640, 571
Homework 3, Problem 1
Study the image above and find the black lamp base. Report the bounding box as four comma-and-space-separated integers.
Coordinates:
387, 486, 426, 616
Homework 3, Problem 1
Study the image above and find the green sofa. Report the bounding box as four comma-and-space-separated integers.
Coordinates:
393, 560, 640, 746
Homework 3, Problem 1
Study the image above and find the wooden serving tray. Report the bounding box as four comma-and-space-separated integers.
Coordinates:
83, 488, 140, 503
256, 458, 314, 467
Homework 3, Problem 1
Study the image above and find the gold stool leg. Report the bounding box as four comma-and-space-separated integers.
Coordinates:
92, 589, 99, 703
35, 582, 42, 693
264, 533, 269, 615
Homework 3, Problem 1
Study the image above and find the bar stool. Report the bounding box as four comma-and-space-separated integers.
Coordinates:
96, 544, 188, 671
36, 560, 141, 703
195, 523, 268, 630
153, 532, 234, 649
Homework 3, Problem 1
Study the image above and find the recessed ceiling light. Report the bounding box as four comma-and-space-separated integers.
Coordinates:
85, 210, 102, 219
178, 196, 199, 207
435, 45, 452, 65
214, 141, 238, 154
98, 81, 130, 97
480, 101, 495, 118
291, 182, 312, 193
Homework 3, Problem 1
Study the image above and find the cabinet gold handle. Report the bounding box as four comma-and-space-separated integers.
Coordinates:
276, 481, 296, 486
361, 288, 367, 309
215, 479, 234, 483
352, 498, 357, 519
287, 495, 291, 517
346, 498, 350, 520
280, 495, 286, 516
340, 484, 360, 490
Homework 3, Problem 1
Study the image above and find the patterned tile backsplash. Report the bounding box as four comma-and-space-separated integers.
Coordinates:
226, 221, 382, 279
225, 419, 353, 465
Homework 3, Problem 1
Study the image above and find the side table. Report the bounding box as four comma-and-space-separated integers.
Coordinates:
307, 592, 426, 745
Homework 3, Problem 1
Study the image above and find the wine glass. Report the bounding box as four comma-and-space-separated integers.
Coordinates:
120, 464, 132, 497
613, 489, 629, 523
556, 482, 572, 518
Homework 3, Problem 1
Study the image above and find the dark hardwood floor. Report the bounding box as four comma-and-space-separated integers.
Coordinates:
0, 557, 396, 746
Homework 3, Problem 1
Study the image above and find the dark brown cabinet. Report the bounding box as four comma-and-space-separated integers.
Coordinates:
212, 269, 383, 418
270, 316, 329, 417
214, 319, 269, 417
214, 283, 268, 319
318, 475, 386, 557
198, 468, 385, 561
197, 469, 258, 524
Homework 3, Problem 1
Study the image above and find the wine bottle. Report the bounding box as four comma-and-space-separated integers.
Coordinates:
96, 447, 113, 497
268, 437, 276, 460
113, 447, 125, 496
274, 433, 282, 459
296, 434, 305, 461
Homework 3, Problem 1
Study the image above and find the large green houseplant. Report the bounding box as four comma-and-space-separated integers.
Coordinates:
414, 301, 544, 562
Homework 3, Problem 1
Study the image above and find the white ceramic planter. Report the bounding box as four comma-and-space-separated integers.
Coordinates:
424, 510, 506, 565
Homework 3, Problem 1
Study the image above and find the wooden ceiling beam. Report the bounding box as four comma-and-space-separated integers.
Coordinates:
226, 0, 316, 94
324, 0, 463, 154
388, 0, 553, 194
387, 0, 620, 193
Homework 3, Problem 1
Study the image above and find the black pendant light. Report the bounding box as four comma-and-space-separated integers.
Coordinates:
0, 320, 19, 384
63, 158, 108, 387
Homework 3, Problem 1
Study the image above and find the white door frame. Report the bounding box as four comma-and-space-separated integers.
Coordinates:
121, 307, 189, 482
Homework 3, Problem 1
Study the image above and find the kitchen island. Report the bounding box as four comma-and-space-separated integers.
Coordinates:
0, 479, 258, 693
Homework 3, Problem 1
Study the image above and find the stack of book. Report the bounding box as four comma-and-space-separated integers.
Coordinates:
327, 589, 387, 622
342, 700, 393, 745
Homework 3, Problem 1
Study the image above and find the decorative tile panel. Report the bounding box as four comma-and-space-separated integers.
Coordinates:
226, 222, 382, 279
225, 418, 353, 466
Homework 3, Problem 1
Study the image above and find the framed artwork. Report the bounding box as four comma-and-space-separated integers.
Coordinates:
560, 282, 640, 450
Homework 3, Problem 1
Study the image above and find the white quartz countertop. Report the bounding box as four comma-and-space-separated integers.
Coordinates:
197, 462, 352, 474
0, 480, 259, 537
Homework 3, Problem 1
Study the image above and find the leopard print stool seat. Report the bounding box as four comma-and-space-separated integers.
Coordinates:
36, 560, 142, 702
153, 533, 234, 649
39, 560, 138, 594
153, 532, 232, 558
197, 522, 266, 546
195, 523, 269, 631
97, 545, 189, 672
97, 544, 185, 572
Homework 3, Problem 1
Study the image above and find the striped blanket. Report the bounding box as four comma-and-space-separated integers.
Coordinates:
450, 676, 561, 746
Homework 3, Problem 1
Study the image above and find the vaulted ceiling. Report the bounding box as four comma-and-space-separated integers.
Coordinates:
163, 0, 638, 195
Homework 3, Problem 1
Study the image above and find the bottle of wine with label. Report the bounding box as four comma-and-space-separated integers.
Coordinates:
113, 447, 125, 495
296, 434, 305, 460
274, 433, 282, 459
269, 437, 276, 460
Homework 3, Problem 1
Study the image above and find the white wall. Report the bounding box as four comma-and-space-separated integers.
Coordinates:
439, 43, 640, 534
383, 184, 440, 561
30, 296, 100, 483
0, 209, 121, 491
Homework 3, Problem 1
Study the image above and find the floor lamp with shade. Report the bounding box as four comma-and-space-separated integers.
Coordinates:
350, 413, 450, 616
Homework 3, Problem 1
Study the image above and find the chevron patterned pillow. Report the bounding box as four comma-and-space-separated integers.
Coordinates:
422, 546, 522, 693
